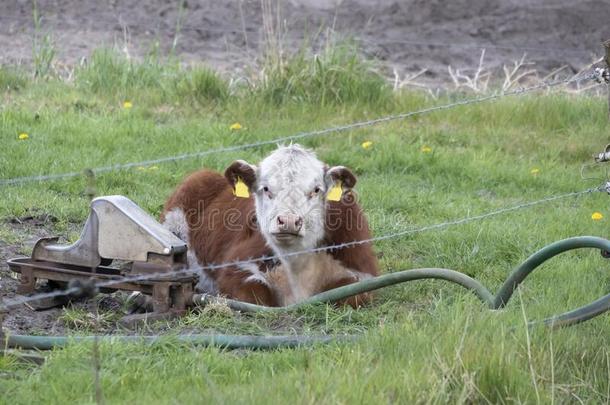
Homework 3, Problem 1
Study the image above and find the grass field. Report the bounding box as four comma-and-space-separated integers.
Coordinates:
1, 47, 610, 403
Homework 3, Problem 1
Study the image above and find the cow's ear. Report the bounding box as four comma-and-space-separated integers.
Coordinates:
324, 166, 357, 191
225, 160, 258, 190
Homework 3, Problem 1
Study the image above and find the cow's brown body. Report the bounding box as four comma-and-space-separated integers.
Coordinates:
162, 153, 378, 307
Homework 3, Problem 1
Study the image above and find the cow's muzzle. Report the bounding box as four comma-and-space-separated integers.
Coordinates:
272, 214, 303, 242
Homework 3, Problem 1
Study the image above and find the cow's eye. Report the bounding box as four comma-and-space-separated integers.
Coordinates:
308, 186, 322, 199
262, 186, 273, 199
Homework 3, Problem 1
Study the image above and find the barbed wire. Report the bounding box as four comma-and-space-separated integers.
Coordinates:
1, 184, 602, 311
0, 71, 599, 187
168, 184, 604, 274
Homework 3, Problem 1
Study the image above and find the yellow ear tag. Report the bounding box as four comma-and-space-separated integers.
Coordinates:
326, 181, 343, 202
234, 177, 250, 198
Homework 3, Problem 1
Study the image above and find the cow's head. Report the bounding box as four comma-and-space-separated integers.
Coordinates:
225, 144, 356, 257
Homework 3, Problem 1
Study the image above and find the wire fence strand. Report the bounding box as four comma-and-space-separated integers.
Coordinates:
0, 71, 599, 187
1, 184, 602, 311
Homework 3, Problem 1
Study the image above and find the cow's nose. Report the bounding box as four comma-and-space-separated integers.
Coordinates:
277, 214, 303, 234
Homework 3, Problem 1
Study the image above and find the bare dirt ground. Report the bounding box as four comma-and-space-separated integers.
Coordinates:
1, 0, 609, 81
0, 216, 73, 334
0, 218, 151, 335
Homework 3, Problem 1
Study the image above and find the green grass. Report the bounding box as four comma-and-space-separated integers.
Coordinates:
0, 67, 27, 92
31, 0, 56, 79
75, 48, 175, 96
254, 42, 391, 106
2, 48, 610, 403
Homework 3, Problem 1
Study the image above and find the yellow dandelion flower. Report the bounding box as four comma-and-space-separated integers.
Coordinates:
123, 101, 133, 109
592, 212, 604, 221
530, 168, 540, 175
230, 122, 243, 130
136, 166, 146, 171
148, 166, 159, 171
361, 141, 373, 149
421, 145, 432, 153
18, 133, 29, 140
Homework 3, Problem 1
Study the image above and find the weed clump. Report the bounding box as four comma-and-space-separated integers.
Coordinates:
76, 49, 173, 95
74, 43, 388, 108
254, 43, 392, 107
0, 66, 27, 92
174, 67, 229, 105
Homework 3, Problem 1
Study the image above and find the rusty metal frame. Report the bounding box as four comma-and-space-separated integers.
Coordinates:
4, 195, 198, 324
7, 258, 196, 322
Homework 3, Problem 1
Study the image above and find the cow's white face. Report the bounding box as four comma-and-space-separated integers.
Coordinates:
225, 145, 356, 257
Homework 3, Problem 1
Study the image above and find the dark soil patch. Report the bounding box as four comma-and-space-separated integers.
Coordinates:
1, 0, 609, 81
1, 217, 68, 335
0, 217, 299, 337
0, 215, 125, 336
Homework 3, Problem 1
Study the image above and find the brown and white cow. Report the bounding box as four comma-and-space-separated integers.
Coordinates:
161, 144, 378, 307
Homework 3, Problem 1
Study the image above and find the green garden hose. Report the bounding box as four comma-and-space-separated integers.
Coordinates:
192, 236, 610, 329
4, 333, 350, 350
193, 268, 497, 313
4, 236, 610, 351
493, 236, 610, 308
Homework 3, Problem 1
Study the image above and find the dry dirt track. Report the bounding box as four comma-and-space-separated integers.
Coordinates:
1, 0, 610, 79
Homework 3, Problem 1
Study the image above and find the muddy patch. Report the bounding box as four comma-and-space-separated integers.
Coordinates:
2, 221, 51, 334
0, 217, 312, 337
0, 215, 80, 335
0, 215, 129, 335
1, 0, 609, 82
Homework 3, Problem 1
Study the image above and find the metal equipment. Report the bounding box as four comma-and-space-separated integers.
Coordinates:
7, 196, 195, 323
